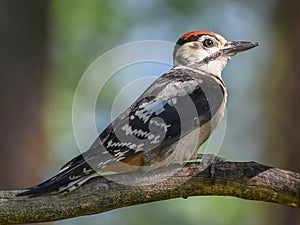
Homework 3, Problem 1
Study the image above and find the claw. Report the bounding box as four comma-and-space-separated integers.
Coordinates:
196, 154, 227, 183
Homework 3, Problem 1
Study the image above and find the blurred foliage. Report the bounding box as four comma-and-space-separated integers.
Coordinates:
48, 0, 132, 94
45, 0, 132, 164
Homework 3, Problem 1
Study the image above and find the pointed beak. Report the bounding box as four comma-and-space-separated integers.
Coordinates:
222, 41, 258, 56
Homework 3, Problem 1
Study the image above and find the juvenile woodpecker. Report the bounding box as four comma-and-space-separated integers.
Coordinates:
18, 31, 258, 196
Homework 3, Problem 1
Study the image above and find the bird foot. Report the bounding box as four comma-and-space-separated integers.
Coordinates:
196, 154, 227, 182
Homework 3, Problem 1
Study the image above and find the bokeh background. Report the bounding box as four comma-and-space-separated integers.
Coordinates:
1, 0, 300, 224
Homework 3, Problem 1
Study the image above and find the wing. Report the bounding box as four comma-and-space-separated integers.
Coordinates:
17, 67, 225, 196
83, 67, 226, 169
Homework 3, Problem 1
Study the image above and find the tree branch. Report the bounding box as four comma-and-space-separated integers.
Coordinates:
1, 160, 299, 224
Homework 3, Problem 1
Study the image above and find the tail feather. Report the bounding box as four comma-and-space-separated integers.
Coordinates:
17, 155, 95, 196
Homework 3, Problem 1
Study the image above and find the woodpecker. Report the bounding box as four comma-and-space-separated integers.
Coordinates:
18, 31, 258, 196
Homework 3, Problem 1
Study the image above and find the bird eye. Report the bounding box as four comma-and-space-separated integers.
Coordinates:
202, 39, 215, 48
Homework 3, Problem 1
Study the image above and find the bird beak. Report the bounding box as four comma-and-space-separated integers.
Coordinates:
222, 41, 258, 56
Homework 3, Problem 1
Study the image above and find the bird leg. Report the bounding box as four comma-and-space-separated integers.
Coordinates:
196, 154, 227, 182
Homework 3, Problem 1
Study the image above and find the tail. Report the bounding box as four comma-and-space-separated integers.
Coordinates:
17, 154, 96, 196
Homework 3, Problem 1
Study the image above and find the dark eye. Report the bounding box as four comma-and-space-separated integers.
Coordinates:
202, 39, 215, 48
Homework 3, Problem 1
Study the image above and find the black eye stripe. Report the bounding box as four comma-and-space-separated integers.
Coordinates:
176, 34, 216, 46
176, 35, 199, 46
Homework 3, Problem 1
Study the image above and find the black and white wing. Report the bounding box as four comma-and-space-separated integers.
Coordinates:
17, 67, 225, 196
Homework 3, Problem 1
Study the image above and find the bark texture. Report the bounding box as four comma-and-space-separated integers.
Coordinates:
0, 161, 299, 224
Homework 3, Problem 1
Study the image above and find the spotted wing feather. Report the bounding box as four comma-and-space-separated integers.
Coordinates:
18, 67, 225, 196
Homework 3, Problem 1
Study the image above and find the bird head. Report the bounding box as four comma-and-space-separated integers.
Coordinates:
173, 30, 258, 77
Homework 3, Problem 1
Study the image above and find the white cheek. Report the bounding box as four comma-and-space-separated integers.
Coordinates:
174, 44, 230, 76
191, 49, 210, 62
178, 45, 209, 62
192, 47, 219, 62
207, 47, 220, 54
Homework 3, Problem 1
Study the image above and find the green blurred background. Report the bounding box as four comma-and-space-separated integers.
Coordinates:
1, 0, 299, 224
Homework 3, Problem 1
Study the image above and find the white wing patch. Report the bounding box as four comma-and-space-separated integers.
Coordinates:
135, 99, 168, 123
121, 124, 162, 145
149, 119, 171, 132
121, 124, 150, 138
